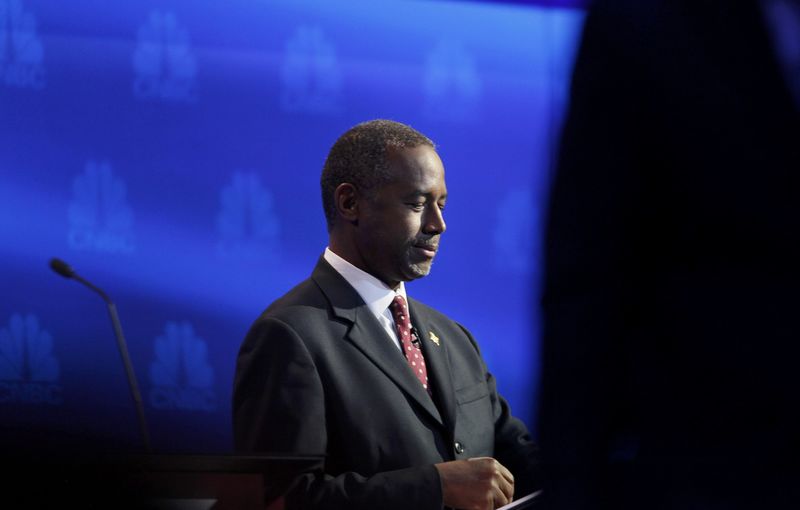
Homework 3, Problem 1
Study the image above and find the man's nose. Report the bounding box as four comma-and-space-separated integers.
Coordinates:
422, 206, 446, 235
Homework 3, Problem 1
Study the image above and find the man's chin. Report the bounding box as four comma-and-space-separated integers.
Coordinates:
405, 261, 433, 280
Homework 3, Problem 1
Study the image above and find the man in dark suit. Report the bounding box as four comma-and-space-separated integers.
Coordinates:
234, 120, 540, 509
539, 1, 800, 509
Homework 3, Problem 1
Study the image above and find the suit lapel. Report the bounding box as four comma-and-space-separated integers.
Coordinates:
348, 315, 443, 426
408, 299, 457, 435
311, 257, 443, 427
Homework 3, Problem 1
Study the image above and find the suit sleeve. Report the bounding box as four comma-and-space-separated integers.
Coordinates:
457, 324, 543, 498
232, 317, 444, 510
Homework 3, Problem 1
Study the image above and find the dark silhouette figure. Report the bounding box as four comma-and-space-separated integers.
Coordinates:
539, 0, 800, 508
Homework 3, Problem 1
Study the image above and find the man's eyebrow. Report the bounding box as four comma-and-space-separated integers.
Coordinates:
403, 190, 448, 199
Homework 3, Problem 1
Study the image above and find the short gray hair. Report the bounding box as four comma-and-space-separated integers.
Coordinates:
321, 119, 435, 231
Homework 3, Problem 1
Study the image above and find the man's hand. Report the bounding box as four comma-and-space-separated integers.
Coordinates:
434, 457, 514, 510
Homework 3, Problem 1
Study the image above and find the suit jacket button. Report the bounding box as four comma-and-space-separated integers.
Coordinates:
454, 441, 465, 454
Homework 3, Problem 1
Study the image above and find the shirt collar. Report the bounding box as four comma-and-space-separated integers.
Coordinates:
324, 247, 407, 319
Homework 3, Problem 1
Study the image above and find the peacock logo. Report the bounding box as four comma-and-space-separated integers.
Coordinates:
149, 321, 216, 412
0, 0, 45, 89
280, 25, 343, 114
0, 313, 62, 405
68, 160, 135, 253
132, 10, 197, 102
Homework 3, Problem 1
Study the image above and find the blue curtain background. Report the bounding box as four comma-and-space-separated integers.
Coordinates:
0, 0, 584, 452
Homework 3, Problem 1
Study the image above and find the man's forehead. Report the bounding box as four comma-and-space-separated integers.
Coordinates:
385, 144, 442, 170
384, 153, 446, 194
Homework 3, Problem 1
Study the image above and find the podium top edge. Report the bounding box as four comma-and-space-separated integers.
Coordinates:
13, 452, 325, 474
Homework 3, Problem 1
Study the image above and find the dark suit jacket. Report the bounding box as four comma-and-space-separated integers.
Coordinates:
234, 257, 540, 509
539, 1, 800, 509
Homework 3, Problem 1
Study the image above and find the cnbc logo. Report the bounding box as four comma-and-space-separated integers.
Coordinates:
148, 322, 216, 412
280, 25, 342, 114
216, 171, 280, 260
0, 0, 46, 89
423, 40, 481, 122
132, 10, 197, 102
0, 314, 63, 406
493, 187, 535, 275
68, 160, 135, 253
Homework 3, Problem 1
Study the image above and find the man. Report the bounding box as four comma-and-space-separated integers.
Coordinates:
539, 1, 800, 508
234, 120, 540, 509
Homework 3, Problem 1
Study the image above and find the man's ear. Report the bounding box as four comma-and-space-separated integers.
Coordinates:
334, 183, 359, 225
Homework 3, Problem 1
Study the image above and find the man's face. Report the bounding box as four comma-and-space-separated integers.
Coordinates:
356, 145, 447, 289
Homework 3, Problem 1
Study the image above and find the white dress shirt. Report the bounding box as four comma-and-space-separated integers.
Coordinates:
324, 247, 407, 352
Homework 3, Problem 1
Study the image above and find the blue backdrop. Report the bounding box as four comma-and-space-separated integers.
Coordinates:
0, 0, 584, 453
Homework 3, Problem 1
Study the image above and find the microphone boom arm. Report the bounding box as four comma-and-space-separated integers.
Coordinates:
98, 288, 152, 455
51, 259, 152, 454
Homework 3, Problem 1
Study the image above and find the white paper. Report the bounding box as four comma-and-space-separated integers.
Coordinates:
497, 490, 542, 509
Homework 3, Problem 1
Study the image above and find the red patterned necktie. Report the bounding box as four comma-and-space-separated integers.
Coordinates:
389, 295, 431, 394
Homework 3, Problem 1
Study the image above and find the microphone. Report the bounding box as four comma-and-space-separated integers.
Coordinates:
410, 326, 422, 349
49, 258, 75, 278
49, 257, 152, 453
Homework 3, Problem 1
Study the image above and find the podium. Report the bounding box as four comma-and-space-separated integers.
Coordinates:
8, 452, 323, 510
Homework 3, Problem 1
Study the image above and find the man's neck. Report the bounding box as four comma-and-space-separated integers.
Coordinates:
327, 239, 400, 290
